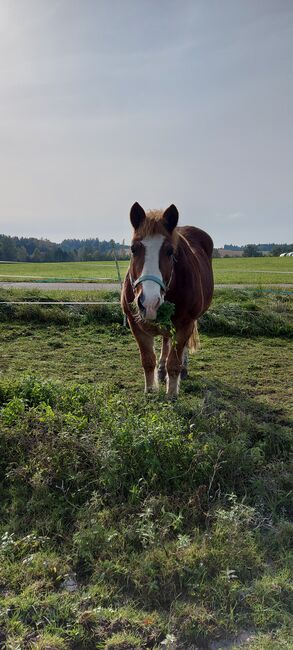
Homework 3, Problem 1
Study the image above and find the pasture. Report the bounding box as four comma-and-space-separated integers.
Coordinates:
0, 256, 293, 285
0, 287, 292, 649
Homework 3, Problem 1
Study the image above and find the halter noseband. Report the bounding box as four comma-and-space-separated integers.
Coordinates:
130, 264, 174, 294
132, 274, 166, 291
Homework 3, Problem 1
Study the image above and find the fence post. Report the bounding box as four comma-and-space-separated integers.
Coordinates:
112, 246, 127, 327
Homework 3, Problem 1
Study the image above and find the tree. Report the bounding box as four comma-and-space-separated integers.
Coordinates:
0, 236, 18, 260
271, 244, 293, 257
243, 245, 262, 257
31, 247, 42, 262
16, 246, 28, 261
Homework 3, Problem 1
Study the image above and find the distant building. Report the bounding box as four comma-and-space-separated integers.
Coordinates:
218, 248, 243, 258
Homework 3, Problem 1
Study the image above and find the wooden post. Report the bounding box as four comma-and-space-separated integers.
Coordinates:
112, 246, 127, 327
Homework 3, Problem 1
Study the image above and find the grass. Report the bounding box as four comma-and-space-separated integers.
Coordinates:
0, 261, 121, 281
0, 256, 293, 285
0, 286, 122, 303
0, 286, 292, 339
0, 290, 292, 649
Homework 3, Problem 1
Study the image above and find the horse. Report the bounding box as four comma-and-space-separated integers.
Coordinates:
121, 202, 214, 398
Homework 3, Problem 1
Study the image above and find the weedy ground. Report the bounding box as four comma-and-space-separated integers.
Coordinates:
0, 289, 292, 649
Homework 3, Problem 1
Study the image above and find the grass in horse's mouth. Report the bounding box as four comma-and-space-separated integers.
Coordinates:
156, 300, 175, 328
130, 299, 176, 332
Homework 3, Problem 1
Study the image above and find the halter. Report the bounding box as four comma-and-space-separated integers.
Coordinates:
130, 263, 174, 294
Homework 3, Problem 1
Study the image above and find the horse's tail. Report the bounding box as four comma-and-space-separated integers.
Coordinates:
188, 321, 200, 353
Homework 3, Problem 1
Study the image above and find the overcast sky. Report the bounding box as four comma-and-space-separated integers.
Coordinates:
0, 0, 292, 246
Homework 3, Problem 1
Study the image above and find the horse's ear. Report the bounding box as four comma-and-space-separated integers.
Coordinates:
162, 204, 179, 233
130, 202, 146, 230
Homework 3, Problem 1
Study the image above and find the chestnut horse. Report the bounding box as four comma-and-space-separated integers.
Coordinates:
121, 203, 214, 398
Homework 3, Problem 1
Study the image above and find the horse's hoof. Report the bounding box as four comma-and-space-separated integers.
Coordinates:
166, 391, 178, 400
180, 368, 188, 380
145, 385, 159, 394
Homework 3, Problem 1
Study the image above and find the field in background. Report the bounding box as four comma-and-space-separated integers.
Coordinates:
0, 256, 293, 285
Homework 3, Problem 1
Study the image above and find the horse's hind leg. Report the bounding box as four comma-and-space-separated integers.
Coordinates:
166, 324, 194, 398
180, 347, 188, 380
158, 336, 170, 382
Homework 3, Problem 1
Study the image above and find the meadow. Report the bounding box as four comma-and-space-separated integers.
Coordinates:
0, 288, 292, 649
0, 257, 293, 286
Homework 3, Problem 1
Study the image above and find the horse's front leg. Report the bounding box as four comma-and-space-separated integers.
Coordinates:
166, 325, 194, 398
130, 326, 158, 393
140, 334, 158, 392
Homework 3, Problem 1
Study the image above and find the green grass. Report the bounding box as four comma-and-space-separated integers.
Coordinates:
0, 261, 122, 282
0, 256, 293, 285
0, 286, 292, 339
0, 313, 292, 414
0, 294, 292, 649
0, 286, 121, 303
213, 256, 293, 285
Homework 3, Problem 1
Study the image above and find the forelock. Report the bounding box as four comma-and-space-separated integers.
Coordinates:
134, 210, 178, 247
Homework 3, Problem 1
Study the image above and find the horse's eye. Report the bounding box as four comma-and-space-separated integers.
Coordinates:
166, 246, 173, 257
131, 243, 140, 255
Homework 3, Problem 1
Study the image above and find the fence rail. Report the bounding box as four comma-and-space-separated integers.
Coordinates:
0, 301, 120, 305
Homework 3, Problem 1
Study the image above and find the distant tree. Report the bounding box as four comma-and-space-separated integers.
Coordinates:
1, 237, 18, 260
53, 247, 66, 262
271, 244, 293, 257
31, 247, 42, 262
243, 244, 262, 257
212, 248, 220, 258
16, 246, 28, 261
257, 243, 274, 251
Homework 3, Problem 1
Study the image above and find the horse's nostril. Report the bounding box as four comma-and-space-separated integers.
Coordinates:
137, 295, 145, 312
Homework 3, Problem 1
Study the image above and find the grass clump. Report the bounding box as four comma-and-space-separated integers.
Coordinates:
0, 286, 291, 338
200, 303, 292, 337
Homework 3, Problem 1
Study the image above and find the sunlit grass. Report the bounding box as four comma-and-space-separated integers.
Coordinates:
0, 257, 293, 285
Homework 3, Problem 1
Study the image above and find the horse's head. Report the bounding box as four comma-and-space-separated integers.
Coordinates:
129, 202, 178, 321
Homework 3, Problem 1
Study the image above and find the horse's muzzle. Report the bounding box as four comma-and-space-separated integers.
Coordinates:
137, 294, 160, 321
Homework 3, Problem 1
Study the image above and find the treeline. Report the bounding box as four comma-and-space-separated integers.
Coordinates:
1, 233, 292, 262
221, 243, 293, 257
242, 243, 293, 257
0, 235, 129, 262
268, 243, 293, 257
224, 243, 277, 252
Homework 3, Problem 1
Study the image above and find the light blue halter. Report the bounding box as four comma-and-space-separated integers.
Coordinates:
132, 274, 167, 292
130, 264, 174, 293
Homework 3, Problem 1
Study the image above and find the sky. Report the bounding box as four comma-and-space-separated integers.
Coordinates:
0, 0, 292, 247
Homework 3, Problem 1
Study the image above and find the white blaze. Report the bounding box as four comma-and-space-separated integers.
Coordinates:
141, 234, 165, 319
